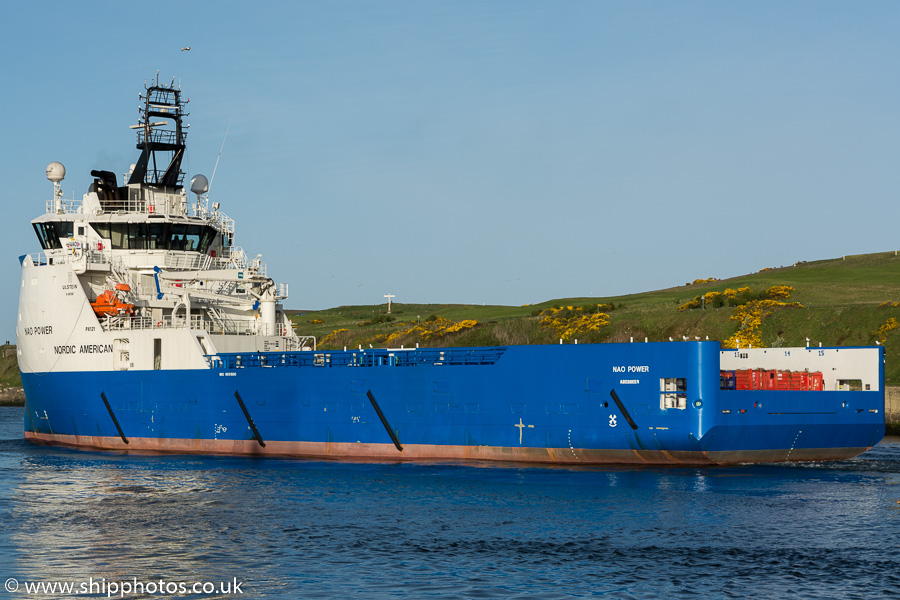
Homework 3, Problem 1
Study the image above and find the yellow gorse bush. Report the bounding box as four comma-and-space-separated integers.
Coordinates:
765, 285, 795, 300
723, 328, 763, 349
722, 296, 803, 349
538, 306, 610, 340
444, 319, 479, 334
876, 318, 899, 343
677, 282, 802, 348
677, 296, 702, 310
680, 284, 797, 312
320, 328, 349, 346
382, 317, 478, 346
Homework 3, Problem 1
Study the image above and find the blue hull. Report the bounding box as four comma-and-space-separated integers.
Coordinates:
20, 342, 885, 465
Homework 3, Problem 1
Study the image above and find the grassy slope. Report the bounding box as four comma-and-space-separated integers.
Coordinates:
290, 251, 900, 384
0, 345, 20, 388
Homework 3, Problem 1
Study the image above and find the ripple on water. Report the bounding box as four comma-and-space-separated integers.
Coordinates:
0, 408, 898, 599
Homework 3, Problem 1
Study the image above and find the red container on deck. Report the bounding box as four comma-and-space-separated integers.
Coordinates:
732, 370, 824, 391
809, 372, 824, 391
758, 370, 775, 391
734, 369, 753, 390
790, 371, 809, 391
753, 369, 765, 390
774, 370, 791, 391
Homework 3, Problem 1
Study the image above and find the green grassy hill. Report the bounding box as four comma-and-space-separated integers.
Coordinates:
290, 251, 900, 384
0, 345, 23, 404
0, 346, 19, 385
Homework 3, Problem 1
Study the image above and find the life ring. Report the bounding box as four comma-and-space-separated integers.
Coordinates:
156, 321, 163, 328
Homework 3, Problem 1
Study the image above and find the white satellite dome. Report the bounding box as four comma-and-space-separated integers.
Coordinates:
46, 162, 66, 183
190, 173, 209, 195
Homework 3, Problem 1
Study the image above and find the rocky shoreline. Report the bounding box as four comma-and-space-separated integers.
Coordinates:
0, 387, 25, 406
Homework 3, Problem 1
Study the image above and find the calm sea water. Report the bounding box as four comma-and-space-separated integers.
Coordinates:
0, 405, 898, 599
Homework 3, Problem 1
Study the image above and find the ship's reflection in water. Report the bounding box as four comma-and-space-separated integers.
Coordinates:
1, 408, 898, 600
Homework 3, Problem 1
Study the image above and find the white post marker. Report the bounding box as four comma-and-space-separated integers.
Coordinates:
384, 294, 395, 313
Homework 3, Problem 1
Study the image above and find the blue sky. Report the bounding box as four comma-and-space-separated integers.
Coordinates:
2, 1, 899, 339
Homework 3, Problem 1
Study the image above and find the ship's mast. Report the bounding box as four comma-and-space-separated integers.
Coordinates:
127, 76, 188, 189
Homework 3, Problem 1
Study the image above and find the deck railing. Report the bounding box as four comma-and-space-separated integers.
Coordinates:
100, 313, 300, 340
209, 346, 506, 370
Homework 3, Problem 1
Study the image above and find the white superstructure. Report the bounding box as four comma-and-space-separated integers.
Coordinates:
17, 78, 309, 375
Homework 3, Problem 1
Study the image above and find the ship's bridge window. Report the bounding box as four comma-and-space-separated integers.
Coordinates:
660, 378, 687, 410
169, 223, 211, 251
90, 222, 217, 252
33, 221, 74, 250
148, 223, 169, 249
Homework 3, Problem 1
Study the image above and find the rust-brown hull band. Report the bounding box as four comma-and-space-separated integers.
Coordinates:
23, 432, 869, 466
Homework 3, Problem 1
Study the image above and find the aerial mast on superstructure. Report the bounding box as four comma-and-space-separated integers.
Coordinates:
128, 76, 189, 189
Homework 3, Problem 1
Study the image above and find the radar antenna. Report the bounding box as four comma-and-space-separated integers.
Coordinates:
190, 174, 209, 214
46, 162, 66, 213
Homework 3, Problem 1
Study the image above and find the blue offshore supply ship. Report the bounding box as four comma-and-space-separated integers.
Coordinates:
16, 79, 885, 465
